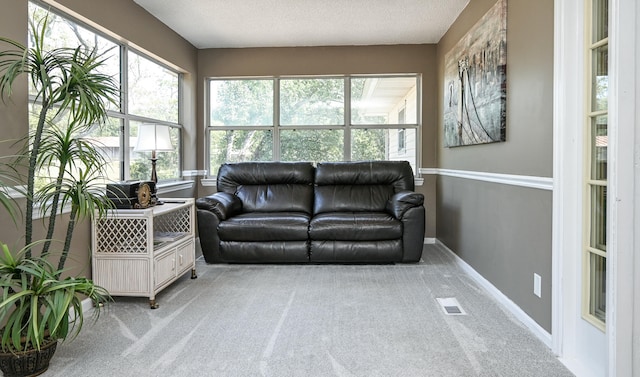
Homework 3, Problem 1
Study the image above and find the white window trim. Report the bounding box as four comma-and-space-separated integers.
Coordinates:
157, 180, 194, 195
581, 0, 608, 332
205, 75, 422, 176
606, 0, 638, 376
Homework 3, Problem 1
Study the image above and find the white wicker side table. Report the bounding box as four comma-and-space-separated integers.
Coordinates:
91, 198, 197, 308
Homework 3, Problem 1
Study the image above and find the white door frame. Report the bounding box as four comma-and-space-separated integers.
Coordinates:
552, 0, 588, 372
553, 0, 638, 375
607, 0, 638, 375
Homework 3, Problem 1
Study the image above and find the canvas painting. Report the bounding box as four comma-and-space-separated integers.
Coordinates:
443, 0, 507, 147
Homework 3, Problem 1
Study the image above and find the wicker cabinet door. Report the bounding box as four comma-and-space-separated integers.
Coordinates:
154, 249, 176, 289
176, 239, 195, 275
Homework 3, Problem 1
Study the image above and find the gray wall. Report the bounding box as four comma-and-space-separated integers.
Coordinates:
0, 0, 198, 278
436, 0, 554, 331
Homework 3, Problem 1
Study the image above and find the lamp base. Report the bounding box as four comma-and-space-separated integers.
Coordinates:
150, 155, 158, 183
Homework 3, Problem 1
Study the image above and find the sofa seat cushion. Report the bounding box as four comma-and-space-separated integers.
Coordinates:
218, 212, 310, 241
310, 240, 402, 263
220, 241, 309, 263
309, 212, 402, 241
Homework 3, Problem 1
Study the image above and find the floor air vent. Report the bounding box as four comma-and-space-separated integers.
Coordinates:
436, 297, 467, 315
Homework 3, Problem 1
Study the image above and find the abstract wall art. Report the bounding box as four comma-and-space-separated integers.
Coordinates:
443, 0, 507, 147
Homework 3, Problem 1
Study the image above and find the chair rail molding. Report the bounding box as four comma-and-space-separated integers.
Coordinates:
420, 168, 553, 191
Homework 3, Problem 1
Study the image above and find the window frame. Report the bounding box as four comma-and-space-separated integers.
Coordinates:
581, 0, 608, 332
28, 0, 184, 184
205, 74, 421, 176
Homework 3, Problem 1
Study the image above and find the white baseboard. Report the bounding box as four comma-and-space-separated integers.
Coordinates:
557, 357, 601, 377
424, 237, 436, 244
435, 240, 553, 348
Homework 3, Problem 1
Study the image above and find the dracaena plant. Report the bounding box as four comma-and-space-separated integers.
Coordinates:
35, 122, 114, 272
0, 14, 119, 263
0, 11, 118, 355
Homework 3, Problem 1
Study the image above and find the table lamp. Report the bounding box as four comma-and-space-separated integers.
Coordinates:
134, 124, 173, 183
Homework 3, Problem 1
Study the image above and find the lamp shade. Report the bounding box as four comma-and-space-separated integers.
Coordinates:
134, 124, 174, 152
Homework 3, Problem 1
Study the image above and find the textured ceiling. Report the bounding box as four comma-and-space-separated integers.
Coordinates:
132, 0, 470, 49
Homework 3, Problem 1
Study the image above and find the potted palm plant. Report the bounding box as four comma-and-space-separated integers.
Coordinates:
0, 11, 119, 376
0, 242, 109, 376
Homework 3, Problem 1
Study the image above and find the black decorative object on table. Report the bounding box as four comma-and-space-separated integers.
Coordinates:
106, 181, 157, 209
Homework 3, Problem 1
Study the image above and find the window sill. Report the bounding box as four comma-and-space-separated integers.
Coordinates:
157, 180, 194, 194
200, 178, 217, 187
4, 181, 194, 219
201, 177, 424, 188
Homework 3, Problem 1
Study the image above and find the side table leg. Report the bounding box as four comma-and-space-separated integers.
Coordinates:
149, 299, 159, 309
191, 268, 198, 279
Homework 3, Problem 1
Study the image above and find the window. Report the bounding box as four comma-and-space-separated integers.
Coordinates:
127, 51, 181, 182
207, 76, 420, 176
280, 78, 344, 125
397, 107, 407, 153
208, 79, 274, 165
583, 0, 608, 330
398, 128, 406, 153
28, 2, 183, 183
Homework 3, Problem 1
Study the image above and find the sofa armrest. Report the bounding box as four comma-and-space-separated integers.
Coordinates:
195, 192, 242, 220
386, 191, 424, 219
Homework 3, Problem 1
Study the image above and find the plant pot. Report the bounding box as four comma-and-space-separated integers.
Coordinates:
0, 339, 58, 377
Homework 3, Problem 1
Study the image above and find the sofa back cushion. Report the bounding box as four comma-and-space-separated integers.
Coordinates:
314, 161, 415, 215
216, 162, 315, 214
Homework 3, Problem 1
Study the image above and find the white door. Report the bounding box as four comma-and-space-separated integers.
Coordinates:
554, 0, 638, 375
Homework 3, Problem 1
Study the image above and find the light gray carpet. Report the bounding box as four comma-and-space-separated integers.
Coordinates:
42, 244, 573, 377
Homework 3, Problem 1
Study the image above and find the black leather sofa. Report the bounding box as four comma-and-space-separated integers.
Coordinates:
196, 161, 425, 263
